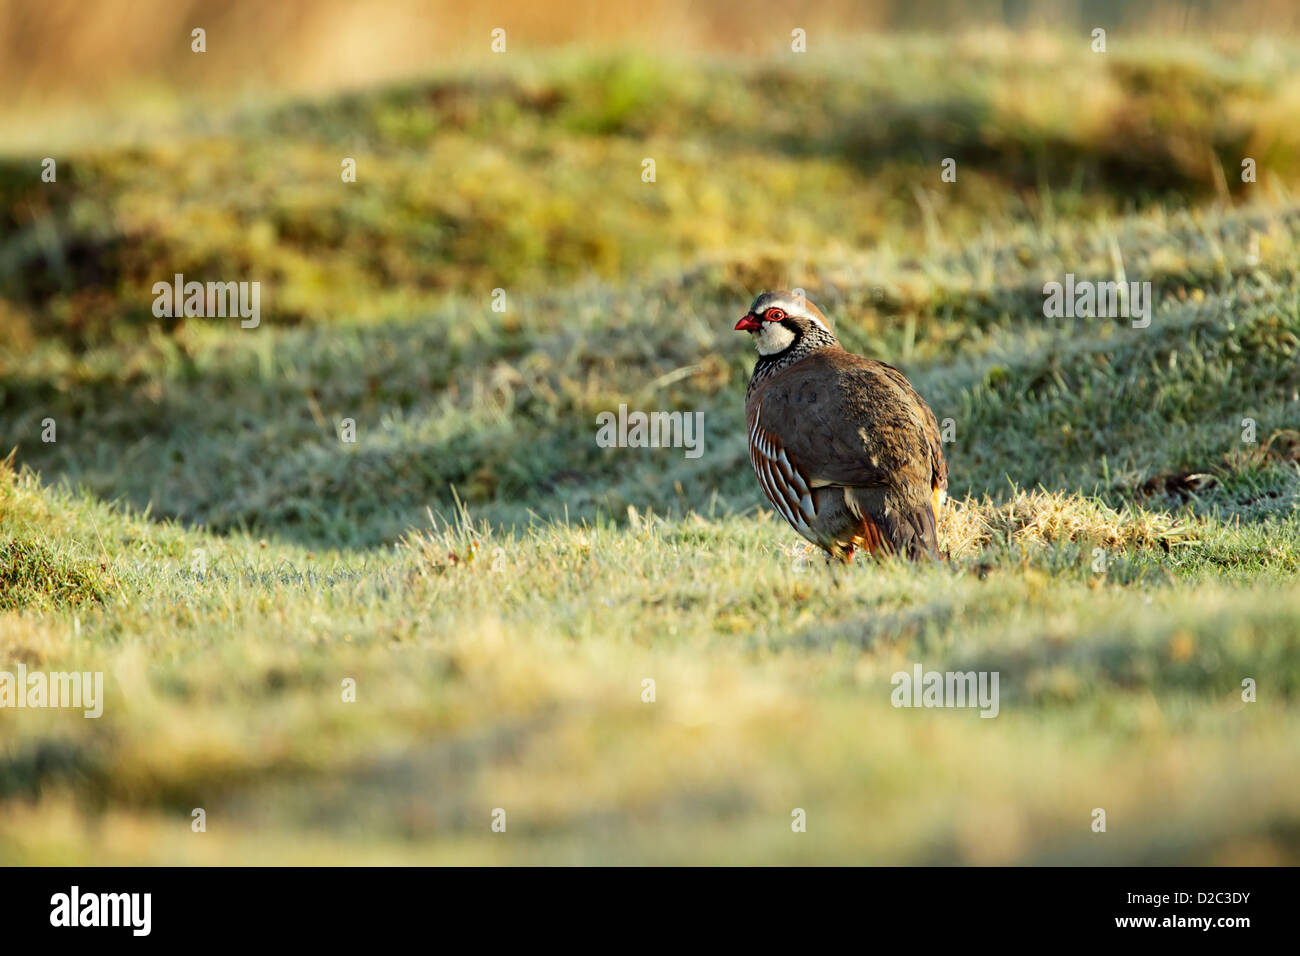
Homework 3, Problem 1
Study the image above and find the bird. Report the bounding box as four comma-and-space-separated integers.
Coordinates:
735, 291, 948, 562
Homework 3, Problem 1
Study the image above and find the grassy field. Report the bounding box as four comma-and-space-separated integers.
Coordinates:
2, 35, 1299, 864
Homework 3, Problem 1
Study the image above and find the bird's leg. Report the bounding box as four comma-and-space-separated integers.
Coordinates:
823, 544, 849, 588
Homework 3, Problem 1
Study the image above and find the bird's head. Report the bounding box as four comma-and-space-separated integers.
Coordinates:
735, 290, 835, 356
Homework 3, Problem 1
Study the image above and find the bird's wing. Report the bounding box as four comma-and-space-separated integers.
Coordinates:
754, 352, 938, 493
872, 360, 949, 497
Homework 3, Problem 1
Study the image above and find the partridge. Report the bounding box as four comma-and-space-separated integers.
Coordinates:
735, 291, 948, 562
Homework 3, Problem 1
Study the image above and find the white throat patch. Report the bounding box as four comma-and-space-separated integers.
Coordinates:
754, 322, 796, 355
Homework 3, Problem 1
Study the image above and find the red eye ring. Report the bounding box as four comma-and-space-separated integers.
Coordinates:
765, 308, 786, 322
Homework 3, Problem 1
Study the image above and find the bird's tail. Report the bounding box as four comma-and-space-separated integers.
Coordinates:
845, 487, 944, 562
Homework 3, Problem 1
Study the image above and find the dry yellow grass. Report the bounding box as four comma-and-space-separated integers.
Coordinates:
941, 489, 1197, 556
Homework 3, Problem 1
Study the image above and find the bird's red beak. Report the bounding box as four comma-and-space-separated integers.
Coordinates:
735, 313, 761, 332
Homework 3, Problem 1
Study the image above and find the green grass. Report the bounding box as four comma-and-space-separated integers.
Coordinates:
0, 537, 115, 612
1, 37, 1298, 864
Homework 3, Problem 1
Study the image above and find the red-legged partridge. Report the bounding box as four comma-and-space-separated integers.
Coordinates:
735, 291, 948, 562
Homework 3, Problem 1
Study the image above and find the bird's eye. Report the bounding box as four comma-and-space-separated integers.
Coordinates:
765, 308, 786, 322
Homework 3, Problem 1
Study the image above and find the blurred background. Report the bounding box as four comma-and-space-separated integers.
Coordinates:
8, 1, 1300, 108
4, 0, 1299, 540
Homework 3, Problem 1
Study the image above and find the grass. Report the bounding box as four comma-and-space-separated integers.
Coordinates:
0, 36, 1298, 864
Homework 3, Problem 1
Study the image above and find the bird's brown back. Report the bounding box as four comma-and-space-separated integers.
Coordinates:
745, 345, 946, 507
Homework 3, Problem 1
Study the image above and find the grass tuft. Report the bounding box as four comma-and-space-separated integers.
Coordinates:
942, 489, 1198, 556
